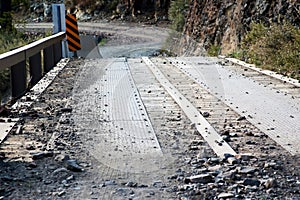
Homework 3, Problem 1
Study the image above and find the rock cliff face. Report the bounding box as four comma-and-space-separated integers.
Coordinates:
26, 0, 169, 22
182, 0, 300, 55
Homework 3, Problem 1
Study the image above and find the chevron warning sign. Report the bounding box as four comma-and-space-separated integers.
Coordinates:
66, 14, 81, 52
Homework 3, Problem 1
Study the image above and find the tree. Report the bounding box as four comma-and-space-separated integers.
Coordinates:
0, 0, 13, 31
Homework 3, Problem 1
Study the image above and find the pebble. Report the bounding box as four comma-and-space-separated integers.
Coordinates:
202, 112, 210, 118
153, 180, 164, 188
217, 170, 236, 181
227, 157, 238, 165
229, 132, 238, 137
27, 162, 37, 169
264, 178, 277, 189
222, 135, 231, 142
235, 154, 255, 161
185, 174, 214, 184
217, 192, 234, 199
57, 190, 65, 197
52, 167, 69, 176
104, 180, 117, 186
60, 107, 72, 113
264, 162, 277, 169
238, 166, 257, 174
224, 153, 235, 159
243, 178, 261, 186
32, 151, 54, 160
125, 181, 138, 188
65, 159, 84, 172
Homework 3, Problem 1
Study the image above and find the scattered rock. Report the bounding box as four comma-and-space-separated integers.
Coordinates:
185, 174, 214, 184
25, 144, 36, 150
202, 112, 210, 118
237, 116, 246, 121
65, 159, 84, 172
235, 154, 255, 161
61, 107, 73, 113
52, 168, 70, 176
27, 162, 38, 169
243, 178, 261, 186
0, 152, 5, 160
125, 181, 138, 188
57, 190, 66, 197
238, 166, 257, 174
218, 192, 234, 199
264, 162, 278, 169
32, 151, 54, 160
104, 180, 117, 186
227, 157, 238, 165
264, 178, 277, 189
224, 153, 235, 160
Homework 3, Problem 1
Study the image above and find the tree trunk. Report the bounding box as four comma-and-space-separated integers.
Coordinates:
0, 0, 12, 31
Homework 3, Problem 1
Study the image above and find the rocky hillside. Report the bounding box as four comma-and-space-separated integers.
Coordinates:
21, 0, 169, 22
181, 0, 300, 55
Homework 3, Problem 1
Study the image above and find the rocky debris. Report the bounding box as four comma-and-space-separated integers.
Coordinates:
63, 156, 84, 172
60, 107, 73, 113
264, 178, 277, 189
174, 152, 300, 199
243, 178, 261, 186
0, 152, 5, 160
185, 174, 214, 184
0, 59, 88, 199
237, 116, 247, 121
218, 192, 234, 199
31, 151, 54, 160
201, 111, 210, 118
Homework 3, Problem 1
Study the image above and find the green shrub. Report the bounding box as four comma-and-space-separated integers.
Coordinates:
207, 45, 221, 57
240, 22, 300, 80
168, 0, 189, 32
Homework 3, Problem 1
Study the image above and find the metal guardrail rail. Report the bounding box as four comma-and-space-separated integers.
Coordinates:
0, 32, 66, 98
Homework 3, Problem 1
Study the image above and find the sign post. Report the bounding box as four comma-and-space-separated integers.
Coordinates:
52, 4, 68, 57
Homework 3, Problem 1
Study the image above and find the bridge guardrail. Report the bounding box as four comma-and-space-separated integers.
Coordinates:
0, 32, 66, 99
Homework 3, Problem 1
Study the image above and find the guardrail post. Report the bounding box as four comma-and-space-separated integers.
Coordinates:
11, 61, 27, 98
29, 52, 42, 86
43, 45, 54, 73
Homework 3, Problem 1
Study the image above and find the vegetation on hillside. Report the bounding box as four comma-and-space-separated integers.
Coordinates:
235, 22, 300, 80
11, 0, 29, 10
65, 0, 114, 11
168, 0, 189, 32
